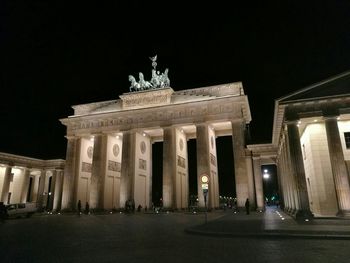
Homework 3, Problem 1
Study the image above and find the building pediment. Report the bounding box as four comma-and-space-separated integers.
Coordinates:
278, 71, 350, 104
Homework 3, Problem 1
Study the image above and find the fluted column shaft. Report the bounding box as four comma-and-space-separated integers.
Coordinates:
232, 120, 248, 208
325, 116, 350, 216
53, 170, 64, 211
90, 134, 108, 210
120, 132, 135, 207
196, 124, 210, 208
1, 166, 12, 204
286, 121, 312, 218
37, 170, 46, 210
252, 156, 264, 210
162, 127, 176, 208
20, 169, 31, 203
61, 137, 79, 210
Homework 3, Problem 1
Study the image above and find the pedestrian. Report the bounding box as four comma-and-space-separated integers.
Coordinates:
137, 204, 142, 212
77, 200, 81, 215
85, 202, 89, 214
245, 198, 250, 215
233, 199, 238, 213
0, 202, 7, 222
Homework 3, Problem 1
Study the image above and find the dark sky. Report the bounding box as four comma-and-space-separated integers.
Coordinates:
1, 1, 350, 164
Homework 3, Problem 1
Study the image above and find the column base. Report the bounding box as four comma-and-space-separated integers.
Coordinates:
256, 206, 264, 212
336, 210, 350, 217
284, 207, 295, 216
295, 209, 314, 221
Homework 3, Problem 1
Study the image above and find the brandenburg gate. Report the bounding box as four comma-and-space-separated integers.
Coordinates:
60, 58, 263, 211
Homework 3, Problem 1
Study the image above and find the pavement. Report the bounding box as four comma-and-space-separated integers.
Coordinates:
185, 206, 350, 239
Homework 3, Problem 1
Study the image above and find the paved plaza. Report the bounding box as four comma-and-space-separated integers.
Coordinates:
1, 207, 350, 263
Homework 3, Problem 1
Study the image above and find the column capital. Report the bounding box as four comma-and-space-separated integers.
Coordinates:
323, 115, 339, 121
252, 154, 261, 160
231, 118, 245, 124
65, 135, 77, 140
194, 122, 209, 128
284, 119, 299, 126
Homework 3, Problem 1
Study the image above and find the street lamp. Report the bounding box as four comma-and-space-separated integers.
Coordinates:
263, 169, 270, 205
263, 169, 270, 179
201, 174, 209, 224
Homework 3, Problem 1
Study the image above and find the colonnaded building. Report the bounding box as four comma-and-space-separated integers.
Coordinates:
0, 66, 349, 219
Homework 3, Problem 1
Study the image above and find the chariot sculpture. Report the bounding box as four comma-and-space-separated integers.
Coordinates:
128, 55, 170, 92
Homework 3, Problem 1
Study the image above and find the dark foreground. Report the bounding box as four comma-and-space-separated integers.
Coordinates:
1, 208, 350, 263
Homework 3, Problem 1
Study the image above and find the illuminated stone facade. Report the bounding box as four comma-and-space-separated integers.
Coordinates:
0, 152, 65, 210
59, 84, 255, 211
250, 71, 350, 218
4, 72, 349, 218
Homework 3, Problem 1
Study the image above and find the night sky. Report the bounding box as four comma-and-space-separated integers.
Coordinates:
1, 1, 350, 197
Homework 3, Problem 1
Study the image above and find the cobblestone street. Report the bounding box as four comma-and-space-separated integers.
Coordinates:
1, 210, 350, 263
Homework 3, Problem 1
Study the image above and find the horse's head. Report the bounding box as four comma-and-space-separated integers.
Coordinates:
128, 75, 135, 82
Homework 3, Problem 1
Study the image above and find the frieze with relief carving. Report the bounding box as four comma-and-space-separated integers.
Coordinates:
67, 100, 244, 134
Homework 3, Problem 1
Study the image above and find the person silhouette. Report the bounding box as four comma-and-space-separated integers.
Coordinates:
245, 198, 250, 215
85, 202, 89, 214
77, 200, 81, 215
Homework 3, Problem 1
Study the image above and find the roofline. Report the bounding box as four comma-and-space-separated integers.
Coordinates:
276, 70, 350, 102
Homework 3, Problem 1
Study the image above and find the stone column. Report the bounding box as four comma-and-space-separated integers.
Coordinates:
61, 137, 80, 210
90, 134, 108, 210
37, 170, 46, 210
286, 121, 313, 219
196, 124, 210, 208
232, 120, 248, 208
162, 126, 176, 208
195, 124, 219, 209
53, 170, 64, 211
246, 155, 256, 210
276, 160, 284, 210
1, 166, 12, 204
20, 168, 31, 203
47, 170, 57, 211
285, 130, 299, 213
325, 116, 350, 216
281, 140, 291, 211
252, 155, 264, 211
120, 131, 135, 207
